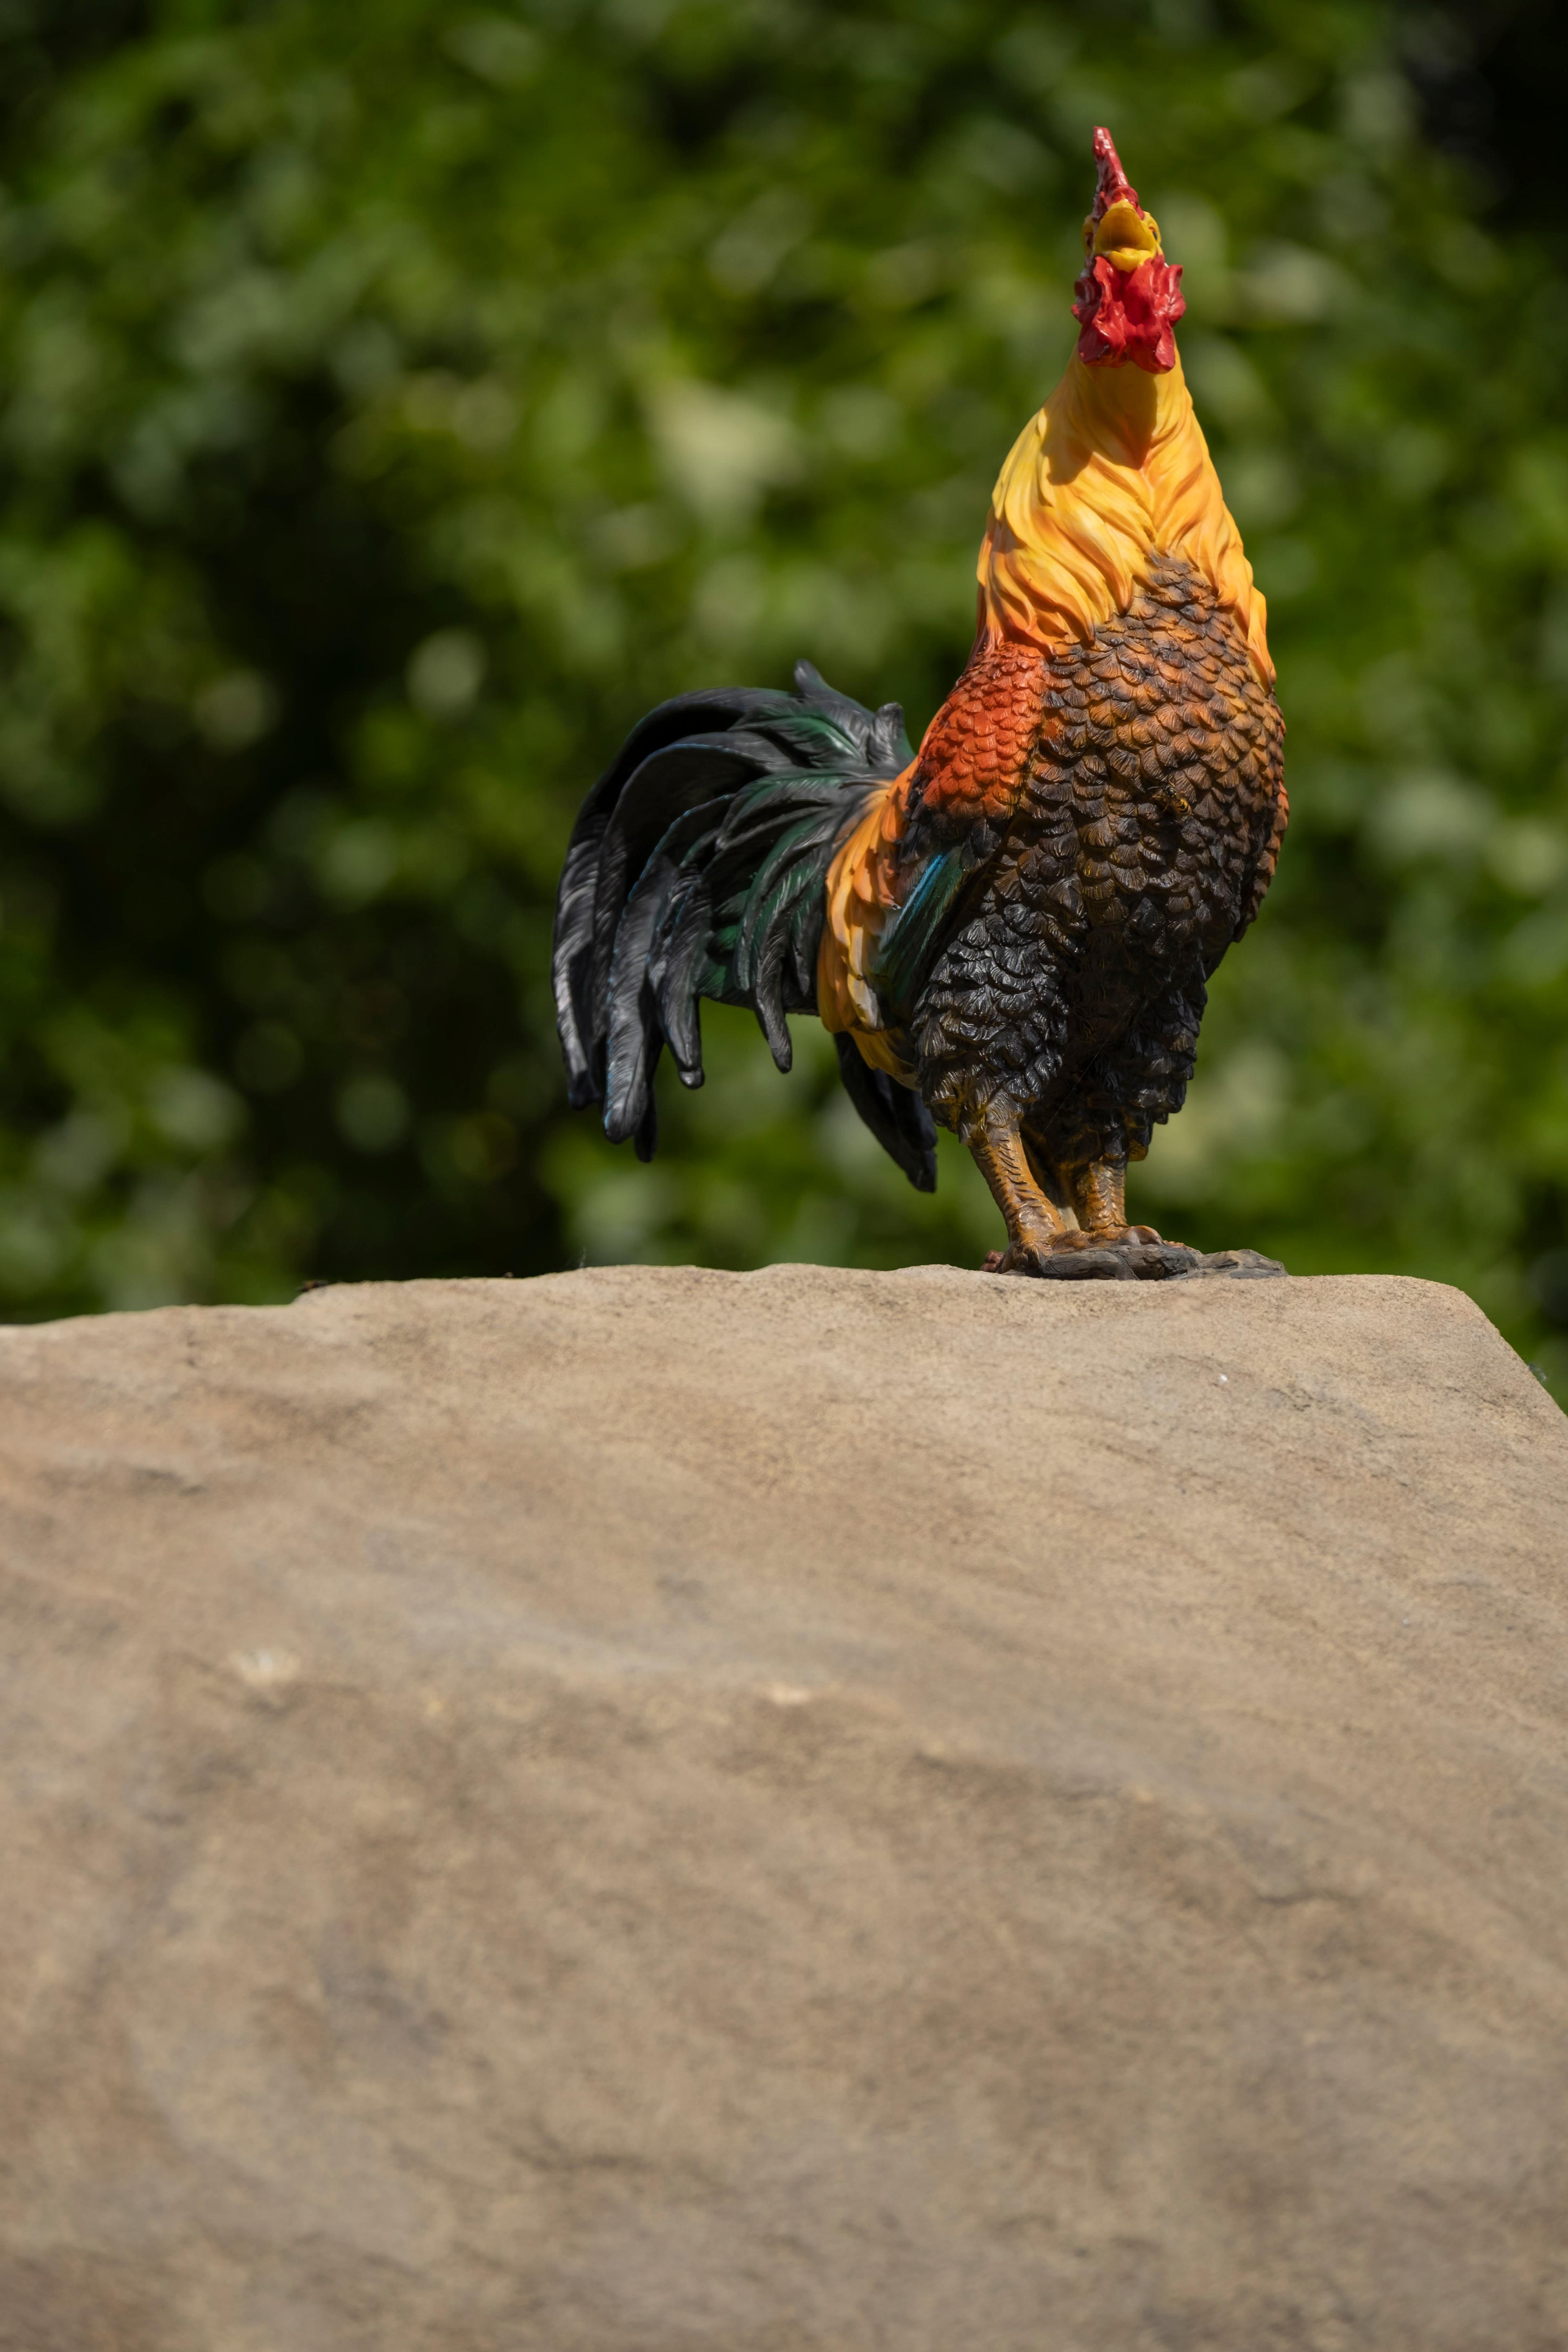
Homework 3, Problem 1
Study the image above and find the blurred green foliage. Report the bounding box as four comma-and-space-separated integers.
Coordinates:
0, 0, 1566, 1397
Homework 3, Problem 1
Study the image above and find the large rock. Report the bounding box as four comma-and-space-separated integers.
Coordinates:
2, 1266, 1566, 2350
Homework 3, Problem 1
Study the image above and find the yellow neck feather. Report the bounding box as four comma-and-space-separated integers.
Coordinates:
976, 354, 1274, 688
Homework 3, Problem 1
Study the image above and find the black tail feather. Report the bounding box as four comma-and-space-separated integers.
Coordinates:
551, 663, 933, 1187
553, 688, 793, 1103
833, 1035, 938, 1192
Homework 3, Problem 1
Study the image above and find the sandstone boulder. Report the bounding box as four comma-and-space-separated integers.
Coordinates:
2, 1266, 1566, 2350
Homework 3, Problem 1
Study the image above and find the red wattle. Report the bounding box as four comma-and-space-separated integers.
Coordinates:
1072, 254, 1185, 374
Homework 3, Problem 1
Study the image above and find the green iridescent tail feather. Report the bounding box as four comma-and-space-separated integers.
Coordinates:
552, 661, 938, 1188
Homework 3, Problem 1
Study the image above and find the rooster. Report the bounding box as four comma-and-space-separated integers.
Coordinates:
553, 129, 1285, 1274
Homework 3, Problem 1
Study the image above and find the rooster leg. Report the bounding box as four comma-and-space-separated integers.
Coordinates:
1059, 1158, 1160, 1249
968, 1104, 1076, 1275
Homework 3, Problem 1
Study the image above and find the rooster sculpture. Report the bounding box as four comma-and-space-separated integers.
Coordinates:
553, 130, 1285, 1274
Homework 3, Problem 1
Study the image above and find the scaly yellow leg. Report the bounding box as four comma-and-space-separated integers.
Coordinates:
968, 1103, 1073, 1275
1062, 1159, 1159, 1247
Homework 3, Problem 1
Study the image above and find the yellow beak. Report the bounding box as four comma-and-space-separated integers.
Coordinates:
1094, 199, 1159, 276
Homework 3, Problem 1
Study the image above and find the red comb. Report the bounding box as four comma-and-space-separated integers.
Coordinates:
1090, 128, 1140, 222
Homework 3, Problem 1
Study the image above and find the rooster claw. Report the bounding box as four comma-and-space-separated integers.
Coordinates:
1059, 1223, 1161, 1251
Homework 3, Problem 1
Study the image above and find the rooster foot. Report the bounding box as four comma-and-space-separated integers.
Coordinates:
1054, 1224, 1162, 1252
987, 1225, 1157, 1276
984, 1227, 1212, 1283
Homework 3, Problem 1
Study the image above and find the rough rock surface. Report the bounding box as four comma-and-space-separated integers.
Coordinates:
2, 1265, 1567, 2352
